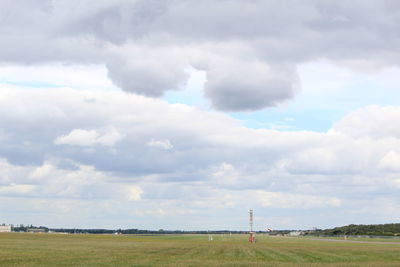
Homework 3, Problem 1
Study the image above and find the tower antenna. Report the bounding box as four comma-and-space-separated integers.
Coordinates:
249, 209, 255, 243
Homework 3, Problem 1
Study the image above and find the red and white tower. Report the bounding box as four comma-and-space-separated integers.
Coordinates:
249, 209, 255, 243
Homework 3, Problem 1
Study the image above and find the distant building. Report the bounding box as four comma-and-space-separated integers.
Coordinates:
27, 228, 46, 233
289, 231, 302, 236
0, 225, 12, 232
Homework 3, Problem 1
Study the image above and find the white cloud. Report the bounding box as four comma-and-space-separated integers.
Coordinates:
0, 184, 35, 195
1, 86, 400, 229
55, 129, 99, 147
332, 105, 400, 139
29, 163, 54, 180
257, 191, 342, 209
379, 151, 400, 172
54, 127, 123, 147
96, 127, 124, 146
127, 186, 143, 201
146, 139, 173, 150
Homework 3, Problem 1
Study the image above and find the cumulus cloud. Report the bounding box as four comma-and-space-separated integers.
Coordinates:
379, 151, 400, 172
55, 129, 100, 147
0, 184, 35, 196
332, 105, 400, 139
2, 86, 400, 228
257, 191, 342, 209
54, 127, 123, 147
127, 186, 143, 201
204, 60, 299, 111
106, 45, 190, 97
3, 1, 400, 110
29, 163, 55, 180
146, 139, 173, 150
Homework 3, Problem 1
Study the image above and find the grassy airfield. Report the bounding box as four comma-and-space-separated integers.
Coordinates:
1, 233, 400, 266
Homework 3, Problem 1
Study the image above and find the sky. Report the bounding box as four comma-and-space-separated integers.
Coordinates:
1, 0, 400, 231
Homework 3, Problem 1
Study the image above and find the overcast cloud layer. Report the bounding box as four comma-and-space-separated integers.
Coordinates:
2, 0, 400, 110
2, 0, 400, 230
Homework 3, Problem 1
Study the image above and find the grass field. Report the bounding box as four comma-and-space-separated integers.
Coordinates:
1, 233, 400, 266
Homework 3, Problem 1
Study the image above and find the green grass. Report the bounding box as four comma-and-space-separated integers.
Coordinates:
1, 233, 400, 266
299, 235, 400, 245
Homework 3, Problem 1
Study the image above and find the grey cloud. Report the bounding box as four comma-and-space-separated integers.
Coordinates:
3, 1, 400, 110
105, 47, 189, 97
62, 0, 171, 43
204, 62, 299, 111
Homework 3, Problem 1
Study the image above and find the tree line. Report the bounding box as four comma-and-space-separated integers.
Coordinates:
10, 225, 251, 235
308, 223, 400, 236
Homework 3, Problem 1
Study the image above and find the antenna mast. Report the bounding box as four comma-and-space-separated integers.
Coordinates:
249, 209, 253, 232
249, 209, 255, 243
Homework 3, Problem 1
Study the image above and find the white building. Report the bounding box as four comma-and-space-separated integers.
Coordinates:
0, 225, 12, 232
289, 231, 302, 236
